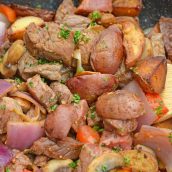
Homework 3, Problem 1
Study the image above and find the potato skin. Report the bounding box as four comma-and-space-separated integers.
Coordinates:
96, 90, 145, 120
112, 0, 142, 17
67, 73, 117, 104
133, 56, 167, 94
90, 25, 124, 74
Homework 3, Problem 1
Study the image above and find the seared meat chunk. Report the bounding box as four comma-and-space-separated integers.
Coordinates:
62, 15, 91, 31
72, 100, 89, 132
0, 97, 23, 134
96, 90, 145, 120
99, 131, 132, 150
104, 119, 138, 136
99, 13, 116, 27
67, 73, 117, 104
6, 150, 32, 172
50, 82, 73, 104
30, 137, 83, 160
159, 17, 172, 61
45, 104, 75, 139
55, 0, 76, 24
9, 3, 55, 21
27, 75, 57, 109
77, 25, 104, 66
18, 51, 38, 80
34, 155, 49, 167
91, 25, 124, 74
24, 63, 71, 81
76, 0, 112, 15
24, 23, 75, 66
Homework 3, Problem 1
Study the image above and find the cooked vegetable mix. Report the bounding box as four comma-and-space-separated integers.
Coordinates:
0, 0, 172, 171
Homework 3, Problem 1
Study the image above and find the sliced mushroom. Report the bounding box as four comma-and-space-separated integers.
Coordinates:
42, 159, 73, 172
87, 152, 124, 172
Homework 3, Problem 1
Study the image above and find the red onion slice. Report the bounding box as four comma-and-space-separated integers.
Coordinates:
0, 80, 14, 98
123, 80, 156, 129
0, 144, 12, 169
135, 125, 172, 172
6, 121, 45, 150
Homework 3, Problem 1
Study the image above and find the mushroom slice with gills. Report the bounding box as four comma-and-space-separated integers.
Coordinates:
87, 152, 124, 172
120, 150, 158, 172
42, 159, 73, 172
0, 40, 26, 78
134, 125, 172, 172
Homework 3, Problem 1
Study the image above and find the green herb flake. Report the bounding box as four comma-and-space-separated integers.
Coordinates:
90, 11, 101, 21
90, 112, 96, 119
123, 156, 131, 166
72, 93, 81, 104
90, 21, 97, 26
93, 125, 104, 133
59, 26, 71, 39
112, 146, 122, 153
155, 105, 163, 115
50, 104, 58, 111
101, 165, 107, 172
74, 31, 81, 44
28, 81, 34, 88
0, 104, 6, 110
168, 132, 172, 144
5, 167, 10, 172
45, 24, 49, 31
14, 77, 23, 85
69, 160, 78, 169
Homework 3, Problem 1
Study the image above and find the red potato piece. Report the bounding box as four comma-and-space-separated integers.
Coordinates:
90, 25, 124, 74
133, 56, 167, 94
159, 17, 172, 61
45, 104, 75, 140
112, 0, 143, 17
75, 0, 112, 15
96, 90, 145, 120
67, 73, 117, 104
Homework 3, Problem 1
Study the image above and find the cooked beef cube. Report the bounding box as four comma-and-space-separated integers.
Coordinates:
9, 4, 55, 21
45, 104, 75, 139
99, 13, 116, 27
34, 155, 49, 167
24, 23, 75, 66
99, 131, 132, 150
30, 137, 83, 160
87, 105, 102, 127
50, 82, 73, 104
72, 100, 89, 132
103, 119, 138, 136
159, 17, 172, 61
0, 97, 23, 134
27, 74, 57, 109
18, 51, 38, 80
55, 0, 76, 24
6, 150, 32, 172
62, 15, 91, 31
24, 63, 71, 81
76, 25, 104, 66
78, 144, 103, 172
76, 0, 112, 15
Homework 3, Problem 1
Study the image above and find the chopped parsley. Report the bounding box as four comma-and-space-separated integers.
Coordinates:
68, 160, 79, 169
90, 21, 97, 26
101, 165, 108, 172
74, 31, 81, 44
5, 167, 10, 172
123, 156, 131, 166
14, 77, 23, 85
93, 125, 104, 133
112, 147, 122, 153
28, 81, 34, 88
168, 132, 172, 144
90, 112, 96, 119
90, 11, 101, 21
0, 104, 6, 110
50, 104, 58, 111
72, 93, 80, 104
155, 105, 163, 115
45, 24, 49, 31
59, 26, 71, 39
49, 97, 57, 103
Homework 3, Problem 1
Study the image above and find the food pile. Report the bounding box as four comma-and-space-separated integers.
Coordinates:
0, 0, 172, 172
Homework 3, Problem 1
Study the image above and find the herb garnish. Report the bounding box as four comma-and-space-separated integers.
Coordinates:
101, 165, 108, 172
93, 125, 104, 133
168, 132, 172, 144
0, 104, 6, 110
90, 11, 101, 21
50, 104, 58, 111
90, 112, 96, 119
5, 167, 10, 172
28, 81, 34, 88
59, 26, 71, 39
123, 156, 131, 166
69, 160, 79, 169
38, 59, 58, 65
112, 147, 122, 153
14, 77, 23, 85
155, 105, 163, 115
72, 93, 81, 104
74, 31, 81, 44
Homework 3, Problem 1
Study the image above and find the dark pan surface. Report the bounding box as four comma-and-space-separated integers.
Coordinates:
1, 0, 172, 28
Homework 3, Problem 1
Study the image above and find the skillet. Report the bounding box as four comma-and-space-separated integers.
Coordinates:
1, 0, 172, 29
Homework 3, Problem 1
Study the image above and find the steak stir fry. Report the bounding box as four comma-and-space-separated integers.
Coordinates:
0, 0, 172, 172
